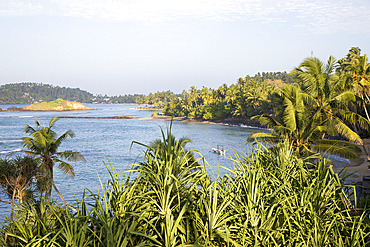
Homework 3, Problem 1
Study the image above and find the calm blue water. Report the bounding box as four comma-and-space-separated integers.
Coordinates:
0, 104, 352, 219
0, 104, 271, 218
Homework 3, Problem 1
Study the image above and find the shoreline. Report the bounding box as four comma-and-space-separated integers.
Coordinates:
137, 115, 265, 128
6, 109, 368, 183
142, 115, 370, 184
338, 139, 370, 183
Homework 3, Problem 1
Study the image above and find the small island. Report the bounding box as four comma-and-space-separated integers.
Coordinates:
5, 99, 99, 111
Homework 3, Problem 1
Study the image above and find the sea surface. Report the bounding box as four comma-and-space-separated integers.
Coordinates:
0, 104, 350, 219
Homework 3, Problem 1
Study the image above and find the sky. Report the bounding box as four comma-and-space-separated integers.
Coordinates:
0, 0, 369, 96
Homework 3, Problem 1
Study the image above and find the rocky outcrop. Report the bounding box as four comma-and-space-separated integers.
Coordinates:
6, 107, 23, 111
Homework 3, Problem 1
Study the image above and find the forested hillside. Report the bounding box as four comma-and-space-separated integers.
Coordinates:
0, 83, 94, 104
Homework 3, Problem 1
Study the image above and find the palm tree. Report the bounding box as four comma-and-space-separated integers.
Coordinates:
249, 84, 361, 158
225, 84, 238, 105
293, 56, 369, 144
339, 48, 370, 121
337, 49, 370, 159
21, 116, 85, 208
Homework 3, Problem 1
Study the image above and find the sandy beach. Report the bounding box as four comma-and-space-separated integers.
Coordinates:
338, 138, 370, 184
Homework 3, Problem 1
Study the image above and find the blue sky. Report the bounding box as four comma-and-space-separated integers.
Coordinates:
0, 0, 369, 95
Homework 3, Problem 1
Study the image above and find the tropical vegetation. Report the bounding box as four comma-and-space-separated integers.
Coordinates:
248, 49, 370, 159
0, 126, 369, 246
1, 47, 370, 246
162, 76, 288, 120
0, 156, 39, 221
0, 83, 94, 104
0, 72, 292, 106
20, 117, 85, 208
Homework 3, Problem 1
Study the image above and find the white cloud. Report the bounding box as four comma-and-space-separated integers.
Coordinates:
0, 0, 369, 33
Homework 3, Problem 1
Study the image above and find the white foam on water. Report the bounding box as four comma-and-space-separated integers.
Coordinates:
0, 148, 22, 154
0, 140, 22, 143
240, 124, 267, 130
18, 116, 33, 118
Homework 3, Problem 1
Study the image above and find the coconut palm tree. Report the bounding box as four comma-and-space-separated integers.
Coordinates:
292, 56, 369, 144
249, 84, 362, 158
339, 49, 370, 121
21, 116, 85, 208
336, 49, 370, 159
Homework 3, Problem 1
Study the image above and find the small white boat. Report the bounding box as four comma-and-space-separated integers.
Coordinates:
212, 146, 226, 155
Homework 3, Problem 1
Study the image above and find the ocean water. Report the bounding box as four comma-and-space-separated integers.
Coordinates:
0, 104, 271, 218
0, 104, 352, 218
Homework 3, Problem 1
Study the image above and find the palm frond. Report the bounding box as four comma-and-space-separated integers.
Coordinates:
251, 114, 280, 129
315, 139, 362, 151
300, 92, 316, 106
333, 91, 356, 103
48, 116, 59, 129
53, 129, 75, 149
247, 133, 281, 143
54, 159, 75, 177
326, 55, 336, 75
339, 109, 370, 131
312, 140, 361, 159
331, 117, 361, 143
24, 124, 36, 134
282, 94, 298, 131
56, 151, 86, 162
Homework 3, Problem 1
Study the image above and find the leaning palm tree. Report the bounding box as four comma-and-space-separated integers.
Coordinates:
21, 116, 85, 208
249, 84, 362, 158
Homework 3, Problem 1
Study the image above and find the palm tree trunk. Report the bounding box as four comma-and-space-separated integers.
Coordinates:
52, 181, 77, 212
47, 165, 53, 200
361, 94, 370, 122
10, 188, 16, 221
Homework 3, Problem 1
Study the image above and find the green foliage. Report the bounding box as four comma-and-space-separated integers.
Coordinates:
250, 52, 370, 159
21, 117, 85, 207
163, 79, 281, 120
0, 83, 94, 104
0, 82, 157, 104
0, 156, 40, 220
1, 128, 369, 246
135, 90, 179, 106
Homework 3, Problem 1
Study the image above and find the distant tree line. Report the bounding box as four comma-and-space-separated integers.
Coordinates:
248, 71, 294, 83
162, 77, 287, 119
0, 83, 93, 104
0, 71, 293, 105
